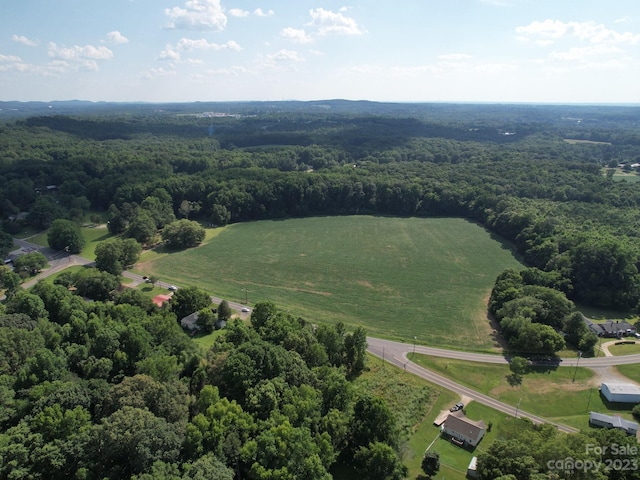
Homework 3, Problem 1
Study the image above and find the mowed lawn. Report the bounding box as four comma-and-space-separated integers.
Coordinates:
139, 216, 523, 350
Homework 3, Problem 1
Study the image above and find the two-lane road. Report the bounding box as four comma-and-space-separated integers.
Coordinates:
366, 337, 605, 434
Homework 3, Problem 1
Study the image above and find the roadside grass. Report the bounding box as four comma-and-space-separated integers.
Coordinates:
137, 216, 523, 350
134, 282, 172, 298
25, 225, 112, 260
616, 364, 640, 382
40, 265, 87, 284
409, 354, 629, 431
607, 342, 640, 356
27, 231, 48, 247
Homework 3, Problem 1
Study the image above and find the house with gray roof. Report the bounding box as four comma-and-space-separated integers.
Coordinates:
442, 412, 486, 447
590, 412, 638, 435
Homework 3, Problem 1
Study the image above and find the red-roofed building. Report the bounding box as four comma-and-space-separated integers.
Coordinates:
153, 294, 172, 308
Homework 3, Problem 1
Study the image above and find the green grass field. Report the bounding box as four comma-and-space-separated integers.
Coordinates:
616, 364, 640, 382
137, 216, 523, 350
607, 342, 640, 356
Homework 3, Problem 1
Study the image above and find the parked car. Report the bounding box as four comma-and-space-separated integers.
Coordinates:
450, 402, 464, 412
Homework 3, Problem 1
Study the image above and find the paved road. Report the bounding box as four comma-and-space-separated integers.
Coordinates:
367, 336, 640, 368
366, 337, 579, 433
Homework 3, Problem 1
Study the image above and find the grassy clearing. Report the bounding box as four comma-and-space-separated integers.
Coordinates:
192, 329, 227, 351
138, 216, 523, 350
78, 226, 113, 260
26, 225, 112, 260
409, 354, 632, 431
565, 139, 612, 145
608, 342, 640, 356
574, 302, 638, 321
616, 364, 640, 382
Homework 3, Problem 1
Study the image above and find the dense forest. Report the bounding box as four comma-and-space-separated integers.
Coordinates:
2, 102, 640, 312
3, 101, 640, 478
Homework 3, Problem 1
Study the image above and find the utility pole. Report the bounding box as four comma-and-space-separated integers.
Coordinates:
515, 397, 522, 419
586, 387, 593, 412
572, 351, 582, 382
413, 336, 417, 358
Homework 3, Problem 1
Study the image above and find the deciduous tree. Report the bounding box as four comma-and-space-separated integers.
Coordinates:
47, 219, 85, 253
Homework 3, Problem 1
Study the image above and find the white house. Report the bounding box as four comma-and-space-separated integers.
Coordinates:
600, 382, 640, 403
442, 412, 486, 447
590, 412, 639, 436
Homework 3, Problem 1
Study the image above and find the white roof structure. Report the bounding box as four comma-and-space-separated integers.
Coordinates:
602, 383, 640, 395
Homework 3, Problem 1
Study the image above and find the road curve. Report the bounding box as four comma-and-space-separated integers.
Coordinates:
366, 336, 640, 368
367, 338, 579, 434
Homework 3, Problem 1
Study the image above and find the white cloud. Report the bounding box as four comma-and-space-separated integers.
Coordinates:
48, 42, 113, 61
228, 7, 273, 18
107, 31, 129, 44
614, 16, 632, 24
158, 44, 180, 61
144, 67, 177, 79
306, 8, 363, 36
516, 19, 569, 43
228, 8, 249, 17
549, 44, 622, 62
280, 27, 313, 44
516, 19, 640, 72
254, 8, 274, 17
267, 49, 303, 62
12, 35, 38, 47
176, 38, 242, 51
0, 53, 22, 62
516, 19, 640, 46
165, 0, 227, 31
257, 49, 304, 70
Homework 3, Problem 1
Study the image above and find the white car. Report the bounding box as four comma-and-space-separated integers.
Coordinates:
168, 285, 178, 291
241, 307, 250, 312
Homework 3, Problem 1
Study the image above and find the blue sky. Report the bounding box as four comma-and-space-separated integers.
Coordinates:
1, 0, 640, 103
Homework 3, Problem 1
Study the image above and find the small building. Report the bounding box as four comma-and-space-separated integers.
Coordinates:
600, 382, 640, 403
215, 318, 227, 330
442, 413, 486, 447
180, 312, 200, 331
152, 294, 172, 308
590, 412, 639, 435
467, 456, 479, 478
